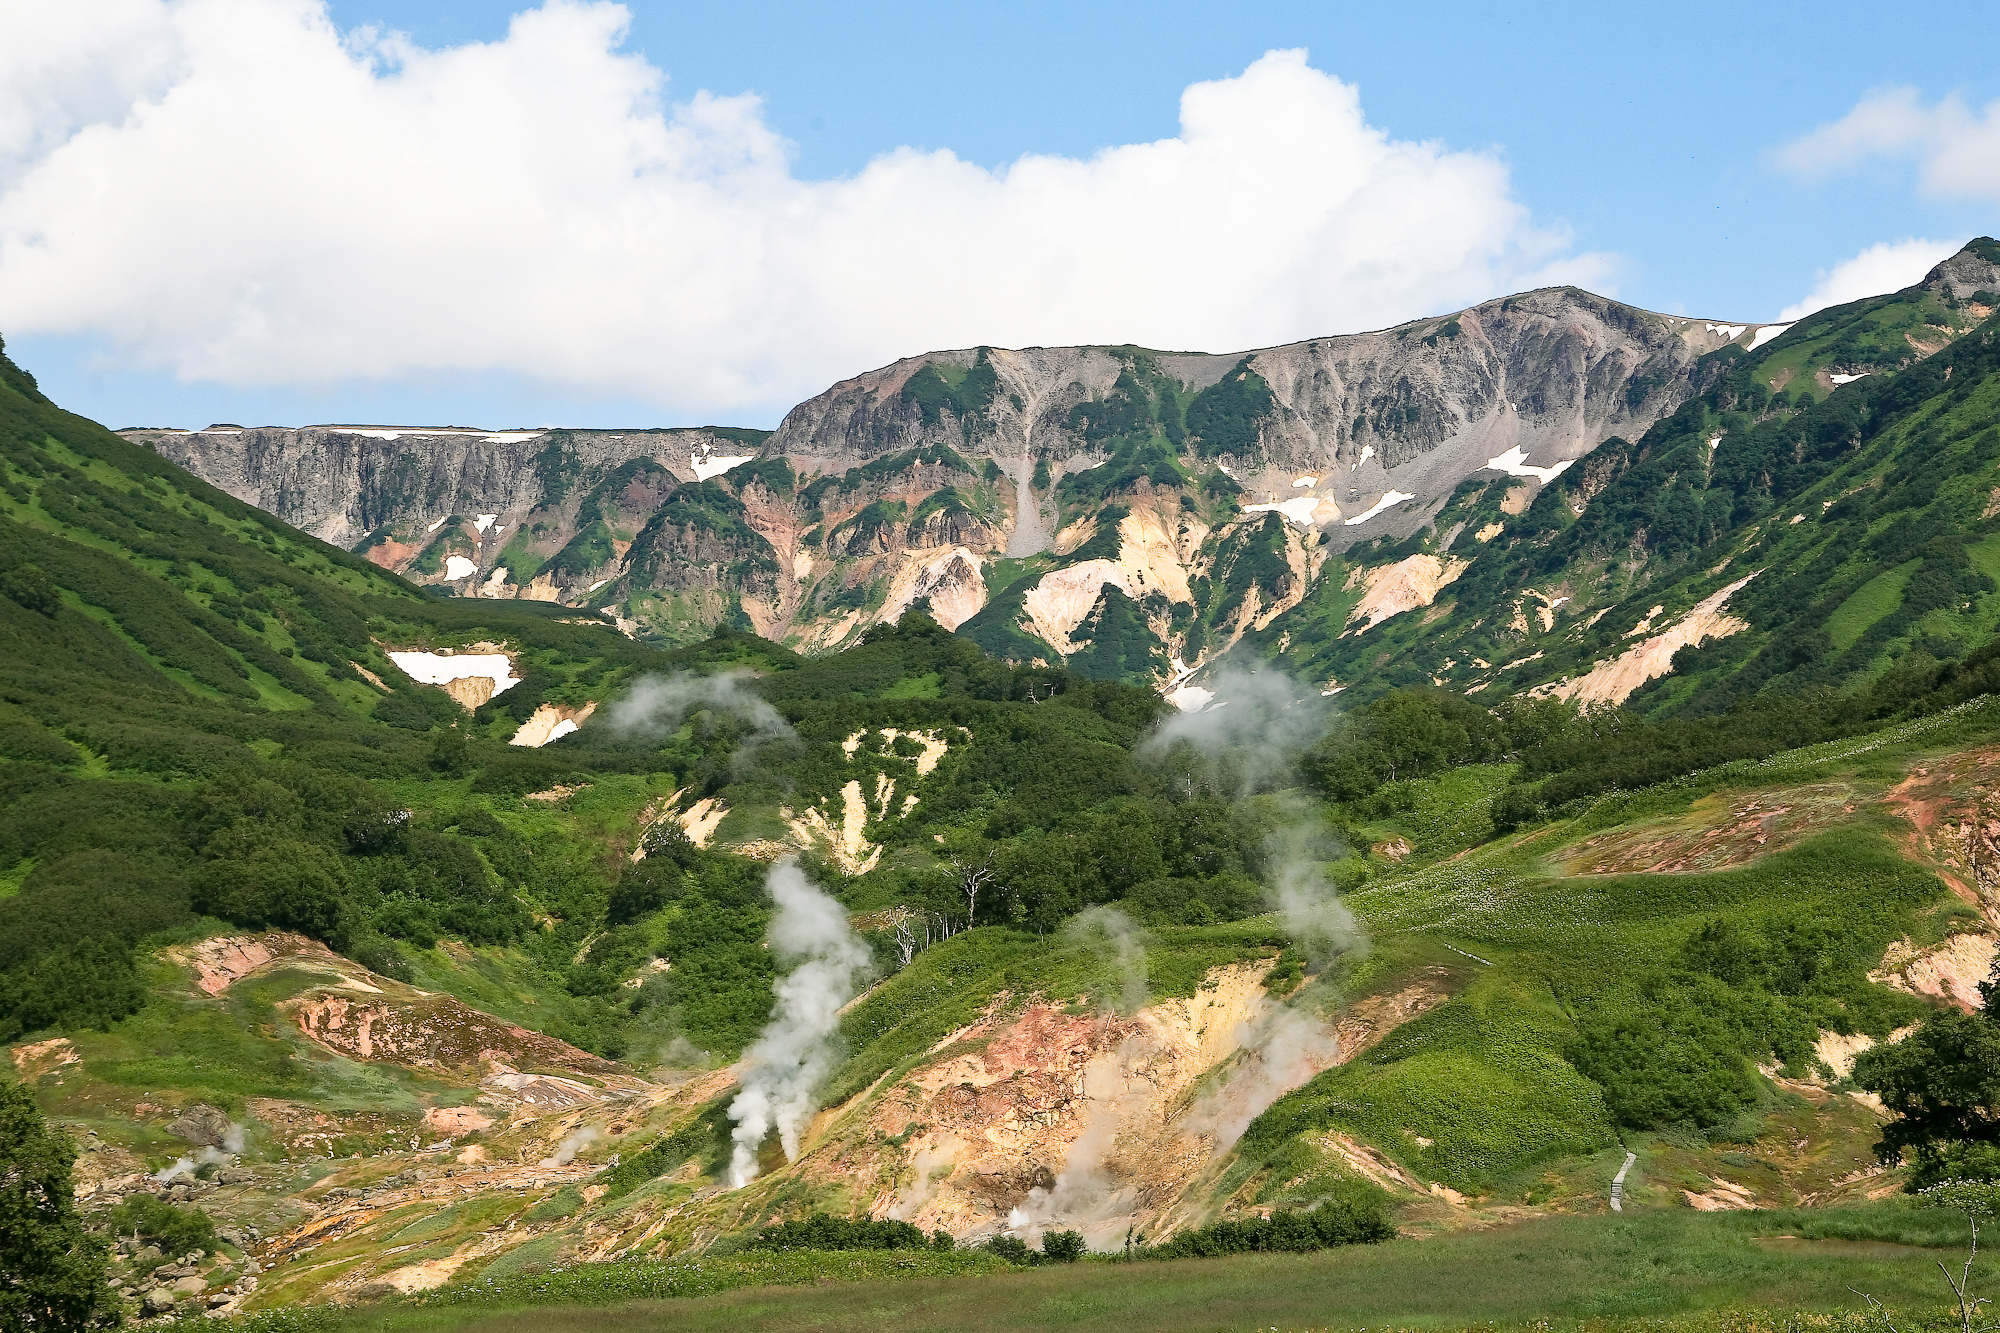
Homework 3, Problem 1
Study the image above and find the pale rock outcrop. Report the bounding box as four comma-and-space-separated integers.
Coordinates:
1540, 574, 1758, 706
1345, 554, 1469, 633
509, 702, 596, 748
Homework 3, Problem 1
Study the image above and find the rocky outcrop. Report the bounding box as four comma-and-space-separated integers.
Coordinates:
763, 287, 1763, 545
134, 284, 1780, 676
128, 425, 761, 551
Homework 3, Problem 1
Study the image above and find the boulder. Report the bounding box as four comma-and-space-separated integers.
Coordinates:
167, 1105, 234, 1149
171, 1276, 207, 1299
143, 1289, 176, 1313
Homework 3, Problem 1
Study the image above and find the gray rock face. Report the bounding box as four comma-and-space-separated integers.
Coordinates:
167, 1103, 232, 1149
763, 286, 1759, 549
129, 424, 757, 550
134, 288, 1755, 560
131, 282, 1782, 664
1926, 241, 2000, 301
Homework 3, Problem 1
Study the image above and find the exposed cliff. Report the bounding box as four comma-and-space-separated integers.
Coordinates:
132, 282, 1790, 667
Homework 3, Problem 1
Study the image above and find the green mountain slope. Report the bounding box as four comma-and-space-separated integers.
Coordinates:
1255, 241, 2000, 708
6, 248, 2000, 1320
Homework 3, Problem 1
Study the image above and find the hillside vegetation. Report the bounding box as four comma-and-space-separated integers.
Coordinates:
3, 249, 2000, 1331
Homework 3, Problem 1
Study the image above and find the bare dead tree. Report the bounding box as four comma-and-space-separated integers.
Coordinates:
948, 853, 997, 931
1854, 1183, 2000, 1333
893, 917, 917, 969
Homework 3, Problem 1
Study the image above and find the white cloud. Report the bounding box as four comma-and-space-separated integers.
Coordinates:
1777, 87, 2000, 203
1775, 237, 1965, 322
0, 1, 1612, 417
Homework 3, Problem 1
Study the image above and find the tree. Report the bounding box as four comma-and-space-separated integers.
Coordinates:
1855, 1006, 2000, 1188
0, 1081, 118, 1332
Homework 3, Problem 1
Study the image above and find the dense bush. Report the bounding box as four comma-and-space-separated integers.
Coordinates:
1145, 1199, 1395, 1258
750, 1213, 939, 1252
1856, 972, 2000, 1188
106, 1195, 219, 1256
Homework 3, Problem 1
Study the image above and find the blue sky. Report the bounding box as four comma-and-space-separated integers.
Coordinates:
4, 0, 1997, 429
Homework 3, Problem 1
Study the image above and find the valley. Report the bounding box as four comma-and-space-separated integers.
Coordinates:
4, 243, 2000, 1332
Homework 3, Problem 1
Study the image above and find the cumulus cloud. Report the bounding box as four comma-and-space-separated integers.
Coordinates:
1776, 87, 2000, 203
0, 1, 1609, 418
1775, 236, 1967, 322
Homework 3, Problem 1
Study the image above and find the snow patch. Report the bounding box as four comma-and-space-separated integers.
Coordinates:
425, 515, 449, 533
473, 514, 499, 533
1830, 372, 1871, 385
1352, 445, 1374, 468
1342, 490, 1415, 526
1168, 683, 1215, 711
1747, 324, 1793, 351
510, 702, 596, 747
691, 439, 754, 481
1705, 323, 1747, 340
443, 555, 479, 580
586, 579, 609, 593
1292, 476, 1317, 488
388, 650, 520, 703
326, 427, 545, 443
1243, 496, 1323, 526
1482, 446, 1574, 484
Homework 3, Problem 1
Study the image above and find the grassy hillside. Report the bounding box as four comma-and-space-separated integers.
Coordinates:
6, 293, 2000, 1329
1262, 250, 2000, 714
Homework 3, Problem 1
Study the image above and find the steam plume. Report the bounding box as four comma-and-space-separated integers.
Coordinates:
1263, 807, 1363, 964
726, 858, 873, 1189
607, 670, 797, 766
539, 1126, 599, 1167
1196, 1001, 1343, 1152
1067, 905, 1149, 1015
151, 1122, 247, 1183
1139, 667, 1329, 797
887, 1136, 963, 1222
1005, 1042, 1147, 1247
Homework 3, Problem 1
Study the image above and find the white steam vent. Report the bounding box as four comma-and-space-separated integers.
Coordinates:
726, 859, 872, 1189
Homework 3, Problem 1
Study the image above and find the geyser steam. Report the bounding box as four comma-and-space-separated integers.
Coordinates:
1140, 669, 1366, 1154
1140, 666, 1329, 797
607, 670, 797, 765
726, 858, 872, 1189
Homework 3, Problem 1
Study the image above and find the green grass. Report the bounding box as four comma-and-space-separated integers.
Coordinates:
1825, 560, 1918, 650
238, 1211, 1985, 1333
981, 555, 1054, 598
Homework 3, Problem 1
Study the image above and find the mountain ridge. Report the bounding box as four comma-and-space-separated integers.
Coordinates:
130, 283, 1784, 669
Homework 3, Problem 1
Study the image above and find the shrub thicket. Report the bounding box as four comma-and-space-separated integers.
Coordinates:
1146, 1199, 1396, 1258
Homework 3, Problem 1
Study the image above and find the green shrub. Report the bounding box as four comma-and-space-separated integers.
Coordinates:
1040, 1229, 1085, 1262
750, 1213, 930, 1251
1146, 1198, 1395, 1258
106, 1195, 218, 1256
984, 1234, 1031, 1264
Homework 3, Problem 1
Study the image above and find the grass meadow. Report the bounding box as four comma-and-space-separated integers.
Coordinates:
241, 1209, 1989, 1333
